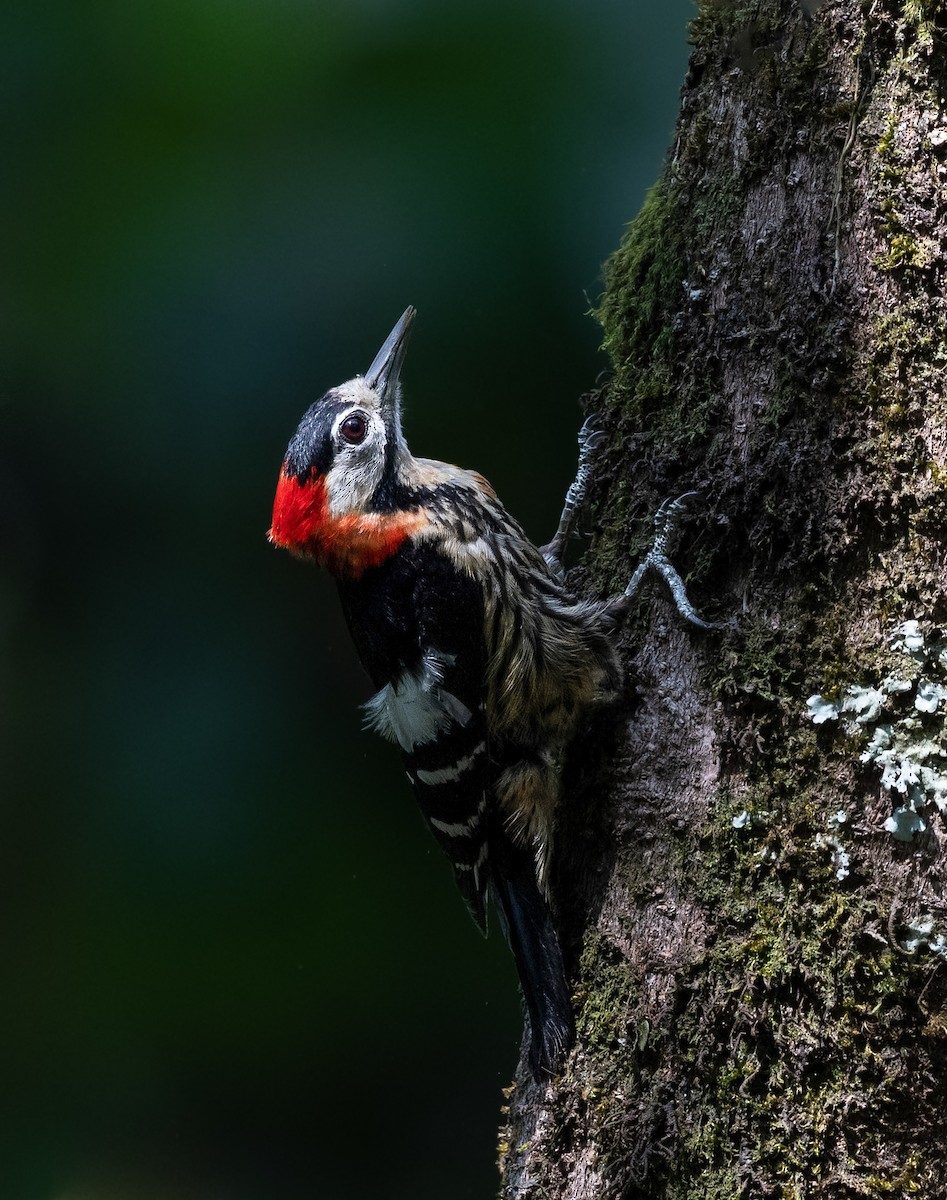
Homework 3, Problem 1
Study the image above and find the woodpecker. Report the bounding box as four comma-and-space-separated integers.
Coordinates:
269, 308, 707, 1081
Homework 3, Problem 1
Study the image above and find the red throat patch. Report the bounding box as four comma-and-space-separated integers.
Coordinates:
268, 467, 428, 577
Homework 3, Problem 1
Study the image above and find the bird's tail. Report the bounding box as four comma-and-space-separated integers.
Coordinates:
490, 833, 574, 1082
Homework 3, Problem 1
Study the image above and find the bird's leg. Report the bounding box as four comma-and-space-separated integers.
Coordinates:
605, 492, 714, 629
542, 417, 606, 575
543, 423, 713, 629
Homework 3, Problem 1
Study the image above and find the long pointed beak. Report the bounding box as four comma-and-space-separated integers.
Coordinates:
364, 306, 416, 405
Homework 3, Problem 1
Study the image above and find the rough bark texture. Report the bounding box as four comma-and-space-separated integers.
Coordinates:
498, 2, 947, 1196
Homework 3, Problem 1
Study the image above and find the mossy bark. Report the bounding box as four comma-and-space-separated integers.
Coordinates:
498, 2, 947, 1196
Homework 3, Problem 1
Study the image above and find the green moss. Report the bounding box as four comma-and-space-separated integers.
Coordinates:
868, 301, 945, 405
903, 0, 940, 20
876, 231, 929, 271
597, 180, 684, 391
576, 929, 637, 1060
665, 801, 938, 1192
903, 0, 947, 51
689, 0, 777, 53
631, 586, 946, 1191
872, 65, 943, 277
548, 695, 911, 1188
875, 112, 898, 176
594, 174, 731, 476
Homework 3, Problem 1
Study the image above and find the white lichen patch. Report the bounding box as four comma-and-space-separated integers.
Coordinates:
916, 679, 947, 713
730, 806, 780, 870
731, 808, 771, 831
807, 619, 947, 846
814, 809, 851, 880
889, 619, 926, 655
898, 912, 947, 959
806, 695, 841, 724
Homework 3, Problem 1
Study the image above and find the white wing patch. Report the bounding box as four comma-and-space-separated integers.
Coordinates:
363, 649, 472, 752
416, 742, 485, 787
454, 841, 489, 872
429, 794, 487, 837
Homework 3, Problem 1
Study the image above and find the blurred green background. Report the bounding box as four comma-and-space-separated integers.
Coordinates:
2, 2, 691, 1197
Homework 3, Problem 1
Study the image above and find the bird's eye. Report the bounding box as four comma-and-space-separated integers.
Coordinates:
339, 413, 368, 444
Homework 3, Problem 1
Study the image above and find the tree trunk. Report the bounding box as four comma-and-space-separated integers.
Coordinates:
499, 2, 947, 1196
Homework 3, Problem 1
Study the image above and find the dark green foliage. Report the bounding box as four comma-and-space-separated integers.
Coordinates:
3, 4, 696, 1198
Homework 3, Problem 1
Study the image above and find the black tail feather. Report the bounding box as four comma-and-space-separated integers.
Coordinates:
490, 834, 574, 1082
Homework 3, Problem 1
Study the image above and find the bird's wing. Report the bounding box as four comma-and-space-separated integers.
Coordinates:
361, 548, 492, 930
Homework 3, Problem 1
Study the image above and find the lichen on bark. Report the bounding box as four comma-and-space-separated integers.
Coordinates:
499, 2, 947, 1197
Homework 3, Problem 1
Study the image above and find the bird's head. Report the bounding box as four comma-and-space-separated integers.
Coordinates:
269, 307, 425, 573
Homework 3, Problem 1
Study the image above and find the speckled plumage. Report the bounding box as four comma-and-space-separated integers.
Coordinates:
269, 308, 623, 1080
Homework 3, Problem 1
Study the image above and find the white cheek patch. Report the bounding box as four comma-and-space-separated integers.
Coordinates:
363, 650, 473, 752
324, 454, 384, 517
324, 407, 387, 516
